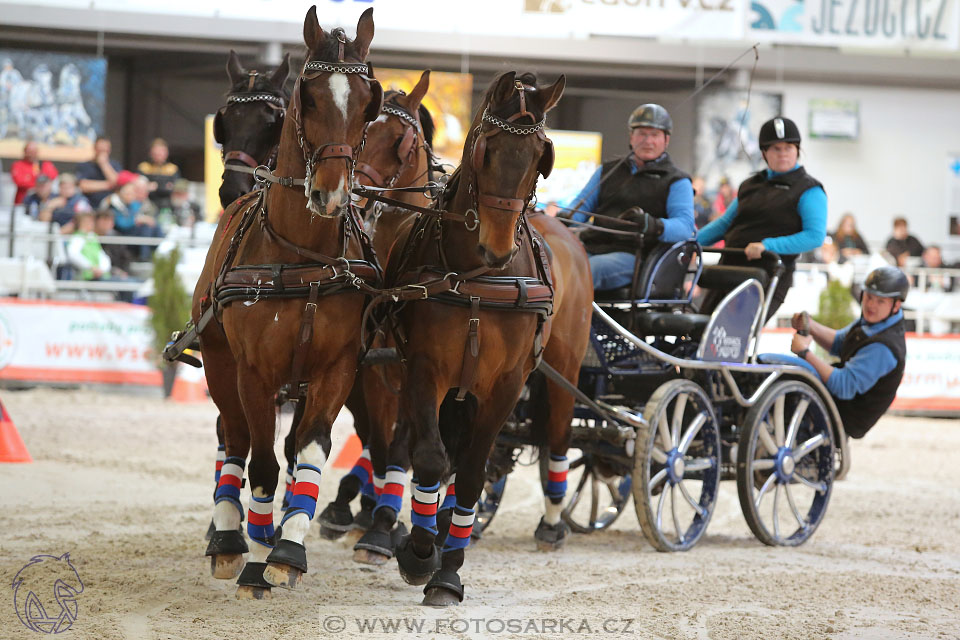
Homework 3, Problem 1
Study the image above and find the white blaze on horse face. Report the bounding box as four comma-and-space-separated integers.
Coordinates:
328, 73, 350, 120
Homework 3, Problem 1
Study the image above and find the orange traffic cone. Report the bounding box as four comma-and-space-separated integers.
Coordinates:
331, 433, 362, 469
0, 396, 32, 463
170, 352, 209, 403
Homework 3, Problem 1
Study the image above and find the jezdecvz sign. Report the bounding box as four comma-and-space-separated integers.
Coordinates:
750, 0, 958, 50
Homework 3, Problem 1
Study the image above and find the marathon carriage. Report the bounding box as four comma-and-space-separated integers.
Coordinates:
480, 242, 851, 551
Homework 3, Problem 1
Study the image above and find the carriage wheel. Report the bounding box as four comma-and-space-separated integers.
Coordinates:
634, 379, 721, 552
736, 380, 835, 547
559, 450, 631, 534
472, 475, 507, 537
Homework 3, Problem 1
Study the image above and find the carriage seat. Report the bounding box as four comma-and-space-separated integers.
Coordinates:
593, 240, 699, 304
634, 311, 710, 337
697, 265, 769, 291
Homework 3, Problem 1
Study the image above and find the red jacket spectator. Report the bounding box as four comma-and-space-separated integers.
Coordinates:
10, 141, 58, 204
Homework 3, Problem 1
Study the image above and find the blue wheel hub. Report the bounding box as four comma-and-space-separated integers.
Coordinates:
665, 449, 685, 485
774, 446, 795, 483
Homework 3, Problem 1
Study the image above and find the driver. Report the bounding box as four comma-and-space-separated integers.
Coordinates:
569, 104, 695, 290
765, 266, 908, 439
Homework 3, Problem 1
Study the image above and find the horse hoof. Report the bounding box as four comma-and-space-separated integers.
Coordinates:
353, 548, 390, 566
395, 535, 439, 586
534, 517, 569, 552
235, 585, 271, 600
422, 587, 461, 607
263, 563, 303, 589
210, 553, 244, 580
318, 502, 354, 539
319, 525, 348, 540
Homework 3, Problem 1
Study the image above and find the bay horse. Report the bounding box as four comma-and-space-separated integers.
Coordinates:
310, 70, 441, 537
193, 6, 383, 599
362, 71, 567, 605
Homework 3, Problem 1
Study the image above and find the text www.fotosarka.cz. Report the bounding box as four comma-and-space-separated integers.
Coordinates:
320, 612, 637, 636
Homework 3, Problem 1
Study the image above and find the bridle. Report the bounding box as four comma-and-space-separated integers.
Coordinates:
466, 80, 555, 233
216, 71, 288, 181
288, 34, 384, 216
355, 95, 424, 191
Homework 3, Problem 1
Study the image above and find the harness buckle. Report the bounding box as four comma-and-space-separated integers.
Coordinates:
411, 284, 429, 299
464, 209, 479, 232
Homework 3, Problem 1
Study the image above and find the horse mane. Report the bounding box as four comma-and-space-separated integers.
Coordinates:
305, 27, 363, 63
480, 72, 542, 124
418, 104, 435, 148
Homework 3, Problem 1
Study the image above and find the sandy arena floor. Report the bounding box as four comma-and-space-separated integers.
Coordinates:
1, 388, 959, 640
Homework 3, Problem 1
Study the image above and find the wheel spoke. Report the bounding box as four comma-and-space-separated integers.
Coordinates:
566, 468, 590, 511
684, 457, 714, 472
589, 471, 600, 527
671, 393, 688, 448
773, 394, 786, 446
751, 458, 775, 471
670, 484, 684, 544
758, 421, 778, 456
655, 479, 667, 531
784, 484, 808, 531
772, 483, 782, 540
651, 446, 668, 465
785, 398, 809, 449
678, 480, 706, 517
678, 411, 707, 454
794, 433, 828, 461
649, 468, 668, 490
657, 408, 672, 451
754, 473, 776, 509
793, 472, 827, 494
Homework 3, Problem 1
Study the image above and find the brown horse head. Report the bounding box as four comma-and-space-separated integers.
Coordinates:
467, 71, 564, 268
354, 69, 431, 202
295, 6, 382, 216
215, 50, 291, 208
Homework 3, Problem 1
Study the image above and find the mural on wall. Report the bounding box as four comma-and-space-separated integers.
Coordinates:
0, 50, 106, 162
374, 67, 473, 167
695, 89, 783, 192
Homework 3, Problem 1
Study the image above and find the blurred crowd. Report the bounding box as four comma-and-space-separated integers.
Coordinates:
8, 137, 200, 287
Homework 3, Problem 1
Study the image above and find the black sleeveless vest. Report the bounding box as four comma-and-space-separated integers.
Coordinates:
582, 153, 689, 255
832, 318, 906, 439
723, 166, 822, 268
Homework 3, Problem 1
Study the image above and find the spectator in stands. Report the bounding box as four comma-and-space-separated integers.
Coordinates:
711, 176, 734, 220
94, 211, 133, 279
11, 140, 58, 205
169, 179, 200, 228
23, 174, 56, 218
832, 213, 870, 261
37, 173, 92, 232
66, 211, 111, 281
137, 138, 180, 211
104, 171, 164, 259
885, 217, 924, 265
691, 176, 711, 228
920, 245, 955, 292
77, 136, 123, 209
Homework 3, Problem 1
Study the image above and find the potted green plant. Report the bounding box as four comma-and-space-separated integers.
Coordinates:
812, 279, 856, 361
148, 246, 192, 397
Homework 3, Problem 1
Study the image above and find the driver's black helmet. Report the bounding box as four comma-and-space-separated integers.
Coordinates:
758, 117, 801, 150
628, 104, 672, 135
863, 265, 910, 301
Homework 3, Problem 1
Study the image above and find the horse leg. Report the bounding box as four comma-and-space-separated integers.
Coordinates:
205, 415, 226, 540
422, 391, 519, 607
318, 382, 369, 539
534, 366, 576, 551
393, 363, 448, 589
202, 340, 251, 580
280, 397, 304, 511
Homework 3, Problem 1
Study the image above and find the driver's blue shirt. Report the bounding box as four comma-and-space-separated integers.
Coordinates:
696, 164, 827, 255
569, 155, 695, 244
825, 311, 902, 400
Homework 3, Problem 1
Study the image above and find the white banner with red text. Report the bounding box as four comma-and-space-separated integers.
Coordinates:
0, 298, 160, 386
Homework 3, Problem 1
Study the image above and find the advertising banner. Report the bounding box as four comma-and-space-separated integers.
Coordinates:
0, 299, 160, 385
749, 0, 959, 51
535, 129, 603, 208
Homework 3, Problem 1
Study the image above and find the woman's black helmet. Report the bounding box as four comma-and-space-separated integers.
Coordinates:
758, 117, 801, 149
863, 265, 910, 301
628, 104, 672, 134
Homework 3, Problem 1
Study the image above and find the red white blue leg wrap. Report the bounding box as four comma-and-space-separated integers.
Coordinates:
545, 454, 569, 503
281, 462, 322, 524
214, 456, 244, 513
439, 473, 457, 512
410, 482, 440, 535
442, 506, 475, 552
247, 494, 275, 547
374, 466, 405, 515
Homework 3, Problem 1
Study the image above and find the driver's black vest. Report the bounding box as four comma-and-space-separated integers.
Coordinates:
832, 318, 906, 439
582, 153, 689, 255
723, 166, 822, 268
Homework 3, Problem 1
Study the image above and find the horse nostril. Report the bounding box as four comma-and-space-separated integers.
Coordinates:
310, 190, 325, 205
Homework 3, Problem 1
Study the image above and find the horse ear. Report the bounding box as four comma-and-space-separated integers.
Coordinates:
407, 69, 430, 113
226, 50, 245, 86
303, 5, 325, 53
538, 74, 565, 114
364, 79, 384, 122
491, 71, 517, 106
270, 53, 291, 91
354, 7, 375, 61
